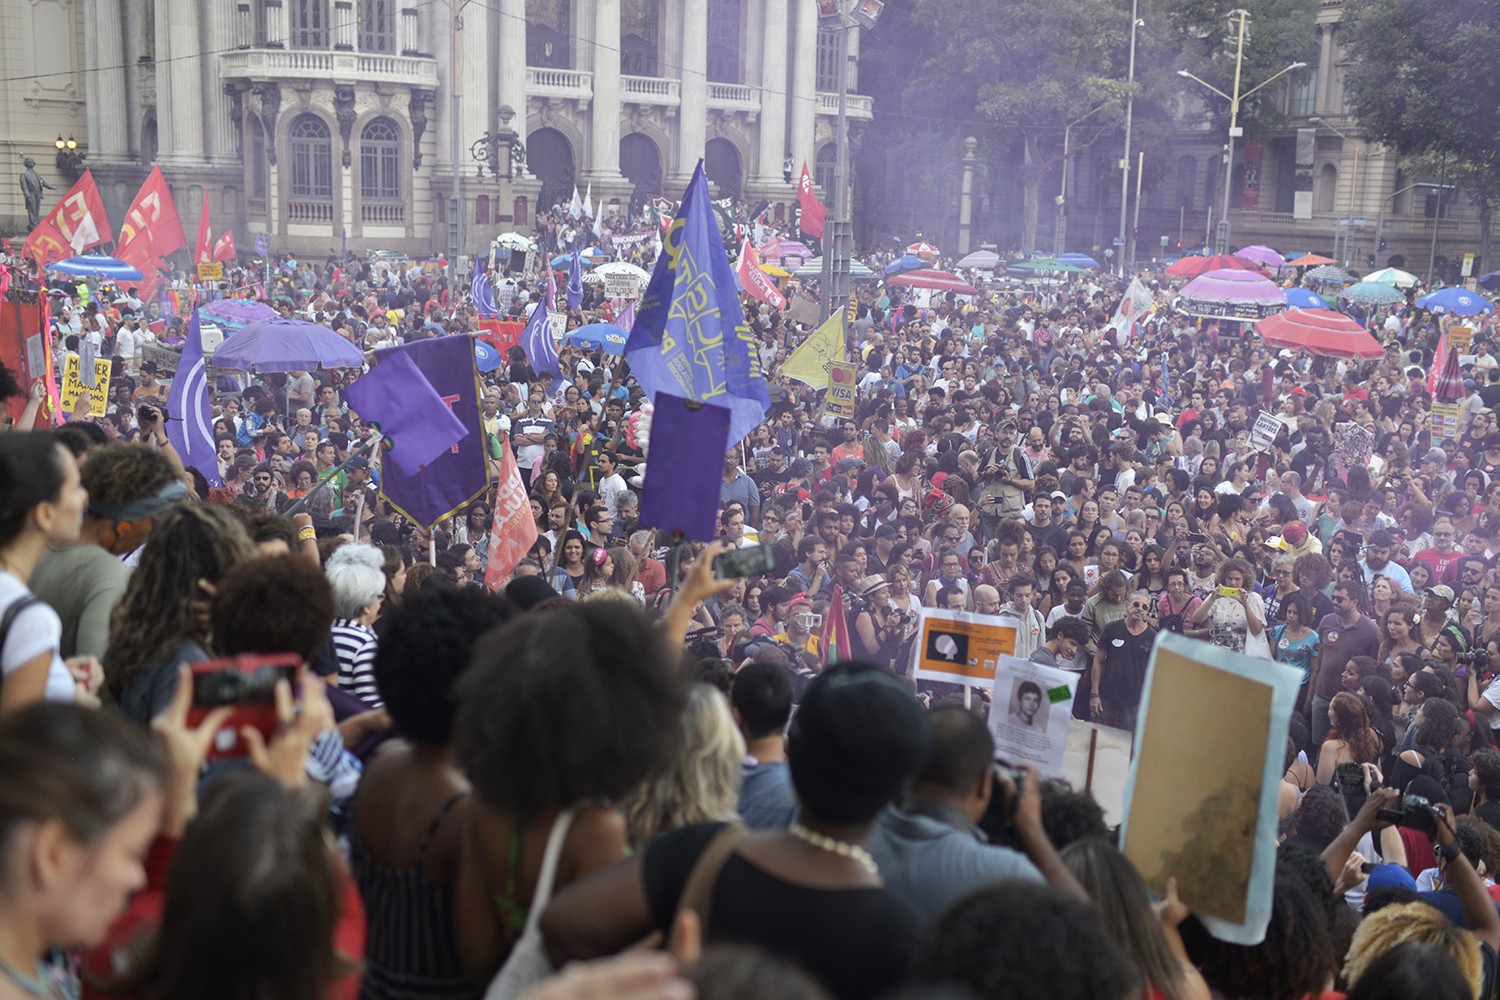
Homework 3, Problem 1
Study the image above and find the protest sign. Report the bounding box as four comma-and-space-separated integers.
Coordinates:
986, 653, 1080, 776
604, 272, 640, 299
1250, 410, 1282, 448
547, 311, 567, 342
59, 354, 111, 417
1060, 720, 1134, 827
196, 262, 223, 281
910, 609, 1018, 688
1120, 632, 1299, 945
826, 361, 857, 418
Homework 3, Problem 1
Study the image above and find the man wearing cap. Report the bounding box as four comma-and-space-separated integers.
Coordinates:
774, 596, 822, 663
976, 421, 1033, 541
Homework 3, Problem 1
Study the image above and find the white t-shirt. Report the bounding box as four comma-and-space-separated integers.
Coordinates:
0, 571, 74, 703
598, 472, 628, 516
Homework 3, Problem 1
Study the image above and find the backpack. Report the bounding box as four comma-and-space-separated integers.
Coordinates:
1418, 744, 1475, 814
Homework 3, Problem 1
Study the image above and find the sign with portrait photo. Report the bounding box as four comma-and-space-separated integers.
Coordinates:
986, 653, 1081, 777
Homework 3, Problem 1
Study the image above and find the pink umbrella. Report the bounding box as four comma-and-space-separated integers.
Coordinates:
1236, 245, 1285, 273
1253, 308, 1384, 359
887, 269, 977, 295
1177, 268, 1287, 320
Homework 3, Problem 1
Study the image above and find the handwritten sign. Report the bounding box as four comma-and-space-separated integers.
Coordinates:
604, 272, 640, 299
60, 354, 112, 417
196, 262, 223, 281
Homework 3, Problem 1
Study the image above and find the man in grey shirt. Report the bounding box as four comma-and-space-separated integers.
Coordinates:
868, 705, 1046, 923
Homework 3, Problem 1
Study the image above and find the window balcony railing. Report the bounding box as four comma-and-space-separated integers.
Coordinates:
621, 74, 681, 108
248, 197, 267, 218
815, 92, 874, 119
361, 202, 405, 224
707, 83, 760, 113
525, 68, 594, 106
287, 200, 335, 224
220, 49, 438, 87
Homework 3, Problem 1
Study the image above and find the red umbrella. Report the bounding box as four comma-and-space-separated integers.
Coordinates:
1433, 333, 1466, 402
1165, 254, 1272, 279
886, 269, 978, 294
1252, 308, 1384, 360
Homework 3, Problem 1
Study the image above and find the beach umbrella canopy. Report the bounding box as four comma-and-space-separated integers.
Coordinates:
1236, 245, 1285, 271
1165, 254, 1271, 279
212, 318, 365, 372
758, 263, 790, 278
1364, 266, 1419, 288
1283, 287, 1331, 309
1057, 252, 1102, 268
1288, 253, 1336, 267
1478, 271, 1500, 291
1013, 258, 1088, 273
905, 241, 940, 259
956, 250, 1001, 269
1306, 264, 1356, 284
886, 269, 978, 295
882, 254, 926, 278
44, 255, 144, 281
474, 339, 505, 372
1339, 281, 1405, 305
200, 299, 279, 326
549, 246, 610, 268
494, 232, 536, 251
1254, 308, 1383, 359
563, 322, 628, 355
791, 257, 876, 277
1415, 287, 1494, 316
1177, 268, 1287, 320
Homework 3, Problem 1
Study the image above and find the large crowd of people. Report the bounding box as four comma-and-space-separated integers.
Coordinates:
4, 229, 1500, 1000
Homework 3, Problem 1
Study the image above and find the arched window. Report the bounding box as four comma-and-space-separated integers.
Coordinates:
250, 117, 267, 198
360, 117, 400, 200
475, 195, 490, 226
514, 196, 528, 227
289, 115, 333, 199
814, 144, 835, 197
1316, 164, 1337, 213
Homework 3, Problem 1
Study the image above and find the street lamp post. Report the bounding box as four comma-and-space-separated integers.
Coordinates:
1310, 117, 1360, 268
1116, 0, 1141, 277
1055, 100, 1112, 256
817, 0, 880, 327
1373, 179, 1455, 265
1178, 15, 1305, 255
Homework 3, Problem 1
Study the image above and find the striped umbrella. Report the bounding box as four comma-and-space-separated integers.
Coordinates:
1164, 254, 1272, 279
1434, 334, 1466, 402
1339, 281, 1404, 305
1306, 264, 1355, 283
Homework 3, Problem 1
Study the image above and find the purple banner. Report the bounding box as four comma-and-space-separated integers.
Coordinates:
639, 393, 732, 542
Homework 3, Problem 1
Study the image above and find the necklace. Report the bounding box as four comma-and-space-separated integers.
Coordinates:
788, 822, 879, 875
0, 957, 58, 1000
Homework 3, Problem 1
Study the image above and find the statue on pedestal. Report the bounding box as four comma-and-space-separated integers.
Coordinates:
19, 158, 56, 230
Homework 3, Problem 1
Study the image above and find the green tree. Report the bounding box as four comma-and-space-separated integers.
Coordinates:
1343, 0, 1500, 271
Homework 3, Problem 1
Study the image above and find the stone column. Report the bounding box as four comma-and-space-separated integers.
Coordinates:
204, 0, 241, 163
789, 0, 816, 187
498, 0, 527, 172
334, 0, 356, 48
673, 0, 707, 183
1314, 24, 1334, 116
460, 0, 491, 176
590, 0, 623, 180
400, 4, 420, 53
156, 0, 206, 165
85, 0, 130, 163
755, 0, 789, 185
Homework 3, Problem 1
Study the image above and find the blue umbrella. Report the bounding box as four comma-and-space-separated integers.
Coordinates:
1284, 287, 1331, 309
44, 255, 144, 281
474, 339, 504, 372
1057, 252, 1102, 268
1479, 271, 1500, 291
882, 254, 925, 278
563, 322, 628, 355
212, 318, 366, 372
549, 247, 609, 268
1416, 287, 1494, 316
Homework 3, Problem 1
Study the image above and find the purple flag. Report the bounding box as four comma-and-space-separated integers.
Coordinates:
166, 309, 221, 487
343, 350, 466, 476
372, 335, 490, 531
639, 392, 732, 542
520, 301, 560, 381
567, 241, 583, 311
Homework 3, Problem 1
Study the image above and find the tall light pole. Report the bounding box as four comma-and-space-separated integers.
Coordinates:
1116, 0, 1141, 277
1055, 100, 1112, 256
1310, 117, 1360, 268
1178, 15, 1305, 254
818, 0, 881, 326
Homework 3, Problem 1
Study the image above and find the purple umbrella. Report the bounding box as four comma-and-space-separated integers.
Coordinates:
211, 317, 366, 372
1177, 268, 1287, 320
201, 298, 279, 326
1235, 245, 1285, 273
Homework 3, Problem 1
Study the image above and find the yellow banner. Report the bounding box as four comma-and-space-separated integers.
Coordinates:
781, 311, 844, 387
60, 354, 111, 418
197, 262, 223, 281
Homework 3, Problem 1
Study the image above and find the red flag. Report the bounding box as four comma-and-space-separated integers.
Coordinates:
796, 162, 826, 239
117, 165, 185, 257
483, 436, 539, 590
821, 584, 852, 667
195, 194, 213, 264
22, 170, 112, 266
737, 236, 787, 311
213, 230, 237, 261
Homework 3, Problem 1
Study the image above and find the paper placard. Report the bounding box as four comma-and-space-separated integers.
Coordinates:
1060, 720, 1135, 828
1120, 632, 1300, 945
826, 361, 857, 418
1250, 410, 1282, 447
910, 609, 1018, 688
1433, 401, 1461, 440
1448, 326, 1473, 356
60, 354, 111, 417
196, 262, 223, 281
987, 653, 1081, 777
25, 333, 45, 380
604, 272, 640, 299
547, 311, 567, 342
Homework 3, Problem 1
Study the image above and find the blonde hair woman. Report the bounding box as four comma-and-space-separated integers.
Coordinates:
624, 683, 745, 847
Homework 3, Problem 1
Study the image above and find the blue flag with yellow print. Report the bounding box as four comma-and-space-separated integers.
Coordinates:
626, 160, 769, 446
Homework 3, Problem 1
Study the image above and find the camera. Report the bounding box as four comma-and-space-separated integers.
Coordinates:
1456, 648, 1489, 670
1376, 793, 1445, 837
137, 403, 159, 425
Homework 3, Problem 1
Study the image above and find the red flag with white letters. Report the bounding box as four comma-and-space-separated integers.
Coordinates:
21, 170, 112, 266
483, 436, 539, 590
737, 237, 787, 311
796, 162, 826, 239
213, 230, 237, 262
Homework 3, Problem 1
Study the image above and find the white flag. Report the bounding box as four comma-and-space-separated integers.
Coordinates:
569, 185, 582, 219
584, 181, 594, 219
1108, 277, 1155, 337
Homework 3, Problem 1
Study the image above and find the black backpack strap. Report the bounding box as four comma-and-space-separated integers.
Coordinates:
0, 597, 44, 686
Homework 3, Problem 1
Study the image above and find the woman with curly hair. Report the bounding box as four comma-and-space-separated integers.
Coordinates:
104, 503, 256, 725
1315, 692, 1382, 785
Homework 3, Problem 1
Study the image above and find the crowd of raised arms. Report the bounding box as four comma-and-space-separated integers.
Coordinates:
7, 230, 1500, 1000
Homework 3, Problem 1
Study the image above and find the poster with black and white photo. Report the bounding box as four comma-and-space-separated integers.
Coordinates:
986, 653, 1079, 776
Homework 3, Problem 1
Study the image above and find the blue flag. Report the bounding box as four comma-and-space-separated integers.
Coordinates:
471, 266, 499, 315
342, 350, 466, 477
373, 335, 489, 531
567, 241, 583, 312
520, 301, 560, 381
167, 309, 221, 487
626, 161, 770, 445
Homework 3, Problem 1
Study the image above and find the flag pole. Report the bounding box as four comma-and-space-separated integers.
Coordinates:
281, 430, 384, 517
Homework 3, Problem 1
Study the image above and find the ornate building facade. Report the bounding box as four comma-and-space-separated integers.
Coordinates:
0, 0, 872, 257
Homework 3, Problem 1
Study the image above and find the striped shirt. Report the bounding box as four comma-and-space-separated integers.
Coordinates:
331, 619, 382, 708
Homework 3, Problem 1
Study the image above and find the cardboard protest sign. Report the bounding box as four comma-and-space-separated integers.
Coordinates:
1060, 719, 1134, 828
1120, 632, 1299, 945
60, 354, 111, 417
910, 609, 1017, 688
604, 272, 640, 299
986, 653, 1080, 776
1250, 410, 1282, 448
